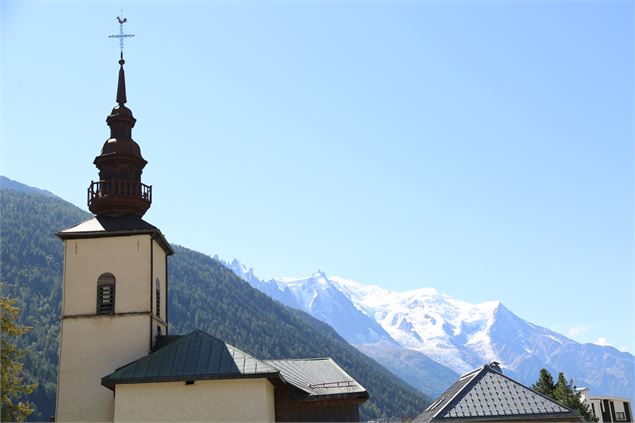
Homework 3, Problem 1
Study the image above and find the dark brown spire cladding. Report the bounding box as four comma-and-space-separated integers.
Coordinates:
87, 55, 152, 218
116, 54, 127, 105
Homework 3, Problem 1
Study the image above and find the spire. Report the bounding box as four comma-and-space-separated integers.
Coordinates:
87, 16, 151, 218
117, 53, 127, 105
106, 54, 135, 141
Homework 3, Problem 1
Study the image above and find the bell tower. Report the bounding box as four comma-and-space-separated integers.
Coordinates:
55, 17, 173, 422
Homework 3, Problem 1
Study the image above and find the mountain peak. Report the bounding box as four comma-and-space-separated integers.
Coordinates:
411, 287, 441, 297
230, 258, 247, 272
312, 269, 328, 280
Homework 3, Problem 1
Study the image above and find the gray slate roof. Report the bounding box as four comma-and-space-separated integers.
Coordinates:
415, 363, 583, 422
58, 215, 173, 255
265, 358, 368, 400
102, 330, 279, 389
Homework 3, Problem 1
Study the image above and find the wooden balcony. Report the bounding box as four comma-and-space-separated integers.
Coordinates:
88, 180, 152, 217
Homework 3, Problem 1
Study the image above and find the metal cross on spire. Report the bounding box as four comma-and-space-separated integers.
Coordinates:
109, 12, 135, 55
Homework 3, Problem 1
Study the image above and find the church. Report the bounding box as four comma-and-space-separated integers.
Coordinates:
54, 22, 367, 422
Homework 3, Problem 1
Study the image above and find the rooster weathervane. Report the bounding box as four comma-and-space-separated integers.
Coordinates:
109, 12, 134, 55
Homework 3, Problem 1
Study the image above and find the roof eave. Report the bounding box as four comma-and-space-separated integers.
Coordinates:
302, 390, 369, 403
57, 227, 174, 255
101, 371, 281, 391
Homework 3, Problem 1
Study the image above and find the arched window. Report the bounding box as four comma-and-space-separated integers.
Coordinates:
97, 273, 116, 315
155, 278, 161, 318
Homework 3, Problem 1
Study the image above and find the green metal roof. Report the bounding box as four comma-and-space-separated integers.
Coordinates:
101, 330, 280, 390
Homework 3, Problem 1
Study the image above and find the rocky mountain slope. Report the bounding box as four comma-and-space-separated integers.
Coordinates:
223, 260, 635, 400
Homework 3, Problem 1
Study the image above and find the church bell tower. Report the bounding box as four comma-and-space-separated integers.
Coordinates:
55, 19, 173, 422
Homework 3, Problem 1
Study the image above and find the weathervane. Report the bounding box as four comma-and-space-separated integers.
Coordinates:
109, 12, 135, 55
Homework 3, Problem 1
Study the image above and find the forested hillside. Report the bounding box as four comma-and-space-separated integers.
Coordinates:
0, 189, 87, 421
0, 186, 431, 421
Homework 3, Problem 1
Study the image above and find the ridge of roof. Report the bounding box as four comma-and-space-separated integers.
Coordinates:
101, 330, 279, 390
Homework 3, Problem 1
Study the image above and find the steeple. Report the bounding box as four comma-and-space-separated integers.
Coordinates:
87, 52, 152, 218
116, 54, 127, 105
105, 54, 137, 142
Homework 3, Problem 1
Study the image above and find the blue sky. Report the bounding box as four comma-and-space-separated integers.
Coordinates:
1, 1, 633, 353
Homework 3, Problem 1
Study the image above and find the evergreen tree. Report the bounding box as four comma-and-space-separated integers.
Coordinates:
1, 295, 36, 422
532, 368, 597, 422
554, 372, 597, 422
532, 368, 555, 398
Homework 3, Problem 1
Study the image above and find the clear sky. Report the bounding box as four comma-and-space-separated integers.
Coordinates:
1, 1, 633, 353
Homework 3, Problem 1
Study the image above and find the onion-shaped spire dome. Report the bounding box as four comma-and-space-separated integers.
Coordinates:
87, 54, 152, 218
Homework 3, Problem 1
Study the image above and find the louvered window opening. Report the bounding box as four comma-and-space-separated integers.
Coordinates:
97, 273, 116, 315
156, 279, 161, 318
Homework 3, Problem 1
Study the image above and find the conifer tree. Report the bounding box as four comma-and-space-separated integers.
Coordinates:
532, 368, 598, 422
1, 295, 36, 422
554, 372, 597, 422
532, 368, 556, 398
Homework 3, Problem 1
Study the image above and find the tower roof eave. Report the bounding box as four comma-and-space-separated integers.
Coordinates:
57, 215, 173, 256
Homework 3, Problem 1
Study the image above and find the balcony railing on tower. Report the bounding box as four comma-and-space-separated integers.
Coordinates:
87, 180, 152, 217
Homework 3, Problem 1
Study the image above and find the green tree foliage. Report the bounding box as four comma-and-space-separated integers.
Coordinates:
0, 187, 431, 420
554, 373, 598, 422
532, 368, 598, 422
1, 190, 87, 421
532, 368, 556, 398
1, 190, 88, 421
1, 295, 37, 421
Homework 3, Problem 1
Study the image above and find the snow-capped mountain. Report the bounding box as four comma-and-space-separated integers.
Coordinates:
217, 257, 459, 396
331, 276, 590, 377
331, 276, 504, 372
219, 257, 634, 400
221, 258, 396, 345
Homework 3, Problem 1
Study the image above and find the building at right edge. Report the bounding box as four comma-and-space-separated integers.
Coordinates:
578, 388, 633, 423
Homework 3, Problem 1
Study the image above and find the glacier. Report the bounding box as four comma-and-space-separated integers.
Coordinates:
217, 256, 635, 400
